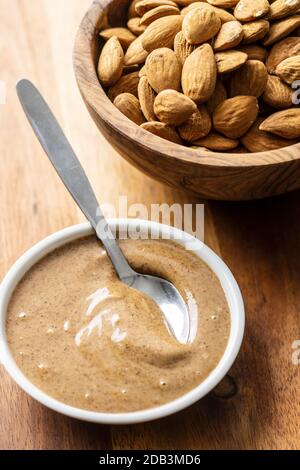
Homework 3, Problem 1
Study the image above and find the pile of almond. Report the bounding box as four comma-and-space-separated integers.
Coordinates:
97, 0, 300, 153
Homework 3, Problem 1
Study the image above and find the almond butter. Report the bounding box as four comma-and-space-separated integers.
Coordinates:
182, 44, 217, 102
213, 96, 259, 138
154, 89, 197, 125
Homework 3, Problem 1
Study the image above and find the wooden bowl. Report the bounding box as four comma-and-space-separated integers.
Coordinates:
74, 0, 300, 201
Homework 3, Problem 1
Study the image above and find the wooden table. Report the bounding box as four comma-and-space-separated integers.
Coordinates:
1, 0, 299, 450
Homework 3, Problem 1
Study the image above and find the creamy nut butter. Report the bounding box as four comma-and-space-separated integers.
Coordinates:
7, 236, 230, 412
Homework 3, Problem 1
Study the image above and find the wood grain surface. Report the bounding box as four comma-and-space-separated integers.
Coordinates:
0, 0, 300, 450
73, 0, 300, 201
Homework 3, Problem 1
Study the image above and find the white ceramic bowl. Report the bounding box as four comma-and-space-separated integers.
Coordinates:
0, 219, 244, 424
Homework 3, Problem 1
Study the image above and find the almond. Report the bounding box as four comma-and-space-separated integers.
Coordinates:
178, 105, 212, 141
145, 48, 181, 93
259, 108, 300, 139
127, 18, 147, 36
124, 36, 148, 66
154, 89, 197, 125
262, 15, 300, 46
229, 59, 268, 97
141, 15, 183, 51
182, 5, 221, 45
99, 27, 136, 49
206, 79, 227, 115
108, 71, 140, 101
262, 74, 293, 109
268, 0, 300, 21
174, 31, 198, 65
215, 50, 248, 74
114, 93, 145, 124
140, 5, 180, 26
241, 118, 296, 151
266, 37, 300, 73
182, 3, 235, 23
275, 55, 300, 84
241, 20, 270, 44
141, 121, 182, 143
234, 0, 270, 22
135, 0, 178, 16
213, 96, 259, 138
193, 132, 239, 151
138, 76, 157, 121
182, 44, 217, 103
214, 21, 243, 51
98, 36, 124, 87
238, 44, 267, 62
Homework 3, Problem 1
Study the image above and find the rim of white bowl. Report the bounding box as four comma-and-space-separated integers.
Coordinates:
0, 219, 245, 425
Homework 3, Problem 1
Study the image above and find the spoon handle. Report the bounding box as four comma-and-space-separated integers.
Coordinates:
16, 79, 135, 281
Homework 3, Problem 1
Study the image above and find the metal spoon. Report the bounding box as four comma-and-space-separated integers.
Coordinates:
16, 79, 191, 344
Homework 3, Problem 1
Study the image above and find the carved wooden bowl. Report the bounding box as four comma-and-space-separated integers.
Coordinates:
74, 0, 300, 200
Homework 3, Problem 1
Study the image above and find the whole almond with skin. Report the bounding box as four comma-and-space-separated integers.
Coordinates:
174, 31, 198, 64
238, 45, 267, 62
99, 28, 136, 49
259, 109, 300, 139
178, 105, 212, 141
193, 132, 239, 151
141, 121, 182, 143
108, 71, 140, 101
182, 5, 221, 45
268, 0, 300, 21
266, 37, 300, 73
135, 0, 178, 16
154, 89, 197, 125
213, 21, 243, 51
206, 79, 227, 115
262, 15, 300, 46
207, 1, 240, 8
262, 74, 293, 109
241, 20, 270, 45
234, 0, 270, 22
182, 44, 217, 103
124, 37, 148, 66
98, 36, 124, 87
127, 18, 147, 36
114, 93, 145, 125
141, 15, 183, 51
140, 5, 180, 26
230, 60, 268, 97
242, 118, 296, 151
138, 76, 157, 121
215, 50, 248, 74
213, 96, 259, 138
275, 55, 300, 84
181, 3, 235, 23
128, 0, 141, 18
146, 48, 181, 93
